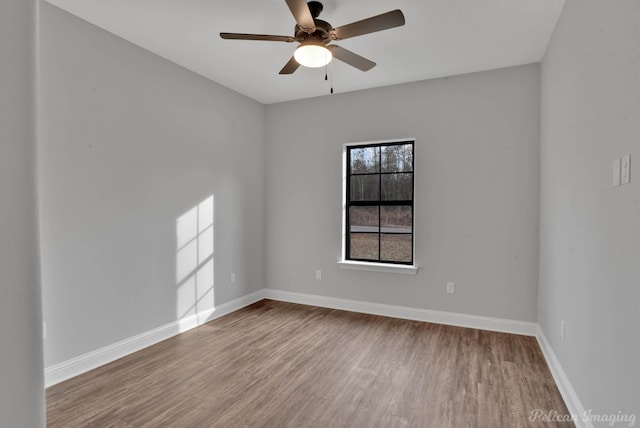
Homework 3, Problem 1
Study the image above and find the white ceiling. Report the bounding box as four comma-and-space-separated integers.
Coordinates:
44, 0, 565, 104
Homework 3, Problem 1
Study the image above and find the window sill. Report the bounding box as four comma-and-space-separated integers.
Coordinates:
337, 260, 418, 275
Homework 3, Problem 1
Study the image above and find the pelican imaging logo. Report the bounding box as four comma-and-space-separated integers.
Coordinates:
529, 409, 636, 426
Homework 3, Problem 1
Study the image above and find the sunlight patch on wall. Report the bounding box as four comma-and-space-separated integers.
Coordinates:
175, 195, 214, 321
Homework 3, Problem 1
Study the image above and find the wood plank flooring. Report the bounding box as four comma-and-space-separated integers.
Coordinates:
46, 300, 573, 427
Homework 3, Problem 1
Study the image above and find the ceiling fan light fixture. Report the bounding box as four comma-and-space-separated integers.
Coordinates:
294, 43, 332, 68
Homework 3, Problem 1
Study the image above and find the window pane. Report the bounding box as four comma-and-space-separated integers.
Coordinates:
350, 175, 379, 201
349, 206, 379, 232
381, 234, 412, 263
381, 173, 413, 201
350, 146, 380, 174
349, 233, 379, 260
381, 206, 412, 233
381, 144, 413, 173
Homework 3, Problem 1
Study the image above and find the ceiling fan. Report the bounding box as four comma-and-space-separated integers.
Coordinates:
220, 0, 405, 75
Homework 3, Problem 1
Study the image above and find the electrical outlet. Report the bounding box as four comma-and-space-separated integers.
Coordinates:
316, 270, 322, 280
446, 282, 455, 294
230, 273, 236, 284
561, 320, 566, 340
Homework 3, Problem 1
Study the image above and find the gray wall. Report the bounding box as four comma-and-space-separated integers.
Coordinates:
265, 64, 541, 322
0, 0, 46, 426
38, 3, 266, 367
539, 0, 640, 422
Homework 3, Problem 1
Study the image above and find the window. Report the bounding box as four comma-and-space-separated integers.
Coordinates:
342, 140, 415, 270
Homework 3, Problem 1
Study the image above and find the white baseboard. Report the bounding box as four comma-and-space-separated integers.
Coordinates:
44, 290, 265, 387
263, 288, 537, 336
536, 326, 592, 428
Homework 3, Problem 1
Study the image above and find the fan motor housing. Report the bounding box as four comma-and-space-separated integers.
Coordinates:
295, 19, 333, 44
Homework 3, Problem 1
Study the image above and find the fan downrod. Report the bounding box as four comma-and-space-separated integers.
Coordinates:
307, 1, 323, 19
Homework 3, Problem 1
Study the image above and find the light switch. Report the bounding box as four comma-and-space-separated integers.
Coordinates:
621, 154, 631, 184
613, 158, 621, 186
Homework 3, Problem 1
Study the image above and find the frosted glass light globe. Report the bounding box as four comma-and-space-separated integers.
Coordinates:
294, 44, 332, 68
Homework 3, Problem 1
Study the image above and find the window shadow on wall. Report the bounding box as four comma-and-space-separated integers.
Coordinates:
175, 195, 214, 323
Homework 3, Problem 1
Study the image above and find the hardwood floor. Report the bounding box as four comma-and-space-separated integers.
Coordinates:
46, 300, 573, 427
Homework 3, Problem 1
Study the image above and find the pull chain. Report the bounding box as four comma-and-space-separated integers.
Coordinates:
330, 59, 334, 94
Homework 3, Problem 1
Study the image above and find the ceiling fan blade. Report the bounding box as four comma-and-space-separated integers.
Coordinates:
220, 33, 295, 42
331, 10, 405, 41
279, 56, 300, 75
285, 0, 316, 33
328, 45, 376, 71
